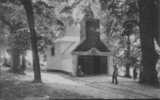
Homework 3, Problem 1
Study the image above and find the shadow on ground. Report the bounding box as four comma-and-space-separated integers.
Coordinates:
0, 72, 92, 100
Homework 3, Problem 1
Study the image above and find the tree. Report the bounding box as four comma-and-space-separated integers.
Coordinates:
99, 0, 141, 78
122, 19, 138, 78
8, 29, 31, 73
0, 1, 28, 73
0, 0, 66, 76
21, 0, 41, 82
138, 0, 159, 85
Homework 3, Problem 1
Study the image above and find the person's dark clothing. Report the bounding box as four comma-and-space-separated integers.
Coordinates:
112, 65, 118, 84
77, 65, 84, 77
133, 67, 137, 80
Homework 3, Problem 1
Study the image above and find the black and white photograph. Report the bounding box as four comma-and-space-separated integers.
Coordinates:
0, 0, 160, 99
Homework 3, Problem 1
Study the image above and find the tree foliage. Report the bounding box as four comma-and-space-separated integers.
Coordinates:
0, 0, 67, 53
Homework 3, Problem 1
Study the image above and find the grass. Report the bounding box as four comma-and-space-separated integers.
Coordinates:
0, 71, 92, 100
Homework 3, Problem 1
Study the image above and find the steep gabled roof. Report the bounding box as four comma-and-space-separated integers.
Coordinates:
73, 39, 110, 52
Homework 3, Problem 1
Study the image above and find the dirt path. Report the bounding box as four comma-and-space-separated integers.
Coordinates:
1, 69, 160, 99
21, 71, 160, 99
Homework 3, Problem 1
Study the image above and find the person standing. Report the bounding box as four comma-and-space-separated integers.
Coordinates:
112, 64, 118, 84
133, 66, 137, 80
77, 65, 84, 77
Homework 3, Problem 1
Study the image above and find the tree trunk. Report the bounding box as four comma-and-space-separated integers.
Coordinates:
21, 0, 41, 82
11, 48, 20, 73
125, 35, 131, 78
10, 29, 21, 73
139, 0, 159, 85
20, 52, 26, 74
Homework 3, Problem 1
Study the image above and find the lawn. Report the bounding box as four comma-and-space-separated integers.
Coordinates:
0, 71, 92, 100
